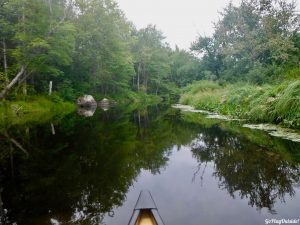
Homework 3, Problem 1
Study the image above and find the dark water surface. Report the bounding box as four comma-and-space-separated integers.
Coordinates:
0, 105, 300, 225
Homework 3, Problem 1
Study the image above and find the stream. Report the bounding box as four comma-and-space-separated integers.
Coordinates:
0, 104, 299, 225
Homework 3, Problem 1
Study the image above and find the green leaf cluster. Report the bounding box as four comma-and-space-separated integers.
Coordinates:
191, 0, 300, 84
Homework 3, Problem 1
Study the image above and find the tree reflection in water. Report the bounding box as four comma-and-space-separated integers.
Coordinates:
190, 125, 300, 214
1, 107, 300, 224
0, 105, 185, 225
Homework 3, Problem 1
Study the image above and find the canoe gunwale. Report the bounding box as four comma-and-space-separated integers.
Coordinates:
128, 210, 140, 225
128, 190, 165, 225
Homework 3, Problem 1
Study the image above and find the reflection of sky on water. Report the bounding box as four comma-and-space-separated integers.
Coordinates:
104, 145, 300, 225
2, 107, 300, 225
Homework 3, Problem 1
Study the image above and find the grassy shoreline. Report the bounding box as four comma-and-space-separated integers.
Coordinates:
0, 96, 76, 127
0, 93, 163, 127
180, 80, 300, 129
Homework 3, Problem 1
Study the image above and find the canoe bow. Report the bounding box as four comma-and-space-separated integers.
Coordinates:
128, 190, 165, 225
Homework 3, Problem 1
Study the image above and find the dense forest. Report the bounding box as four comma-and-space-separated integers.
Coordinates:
0, 0, 299, 102
0, 0, 200, 101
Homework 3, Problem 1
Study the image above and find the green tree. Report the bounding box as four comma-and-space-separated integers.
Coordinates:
170, 46, 201, 86
191, 0, 300, 83
0, 0, 75, 98
131, 25, 190, 98
69, 0, 134, 99
191, 36, 222, 80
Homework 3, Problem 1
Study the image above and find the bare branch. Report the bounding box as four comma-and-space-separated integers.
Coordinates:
0, 65, 27, 99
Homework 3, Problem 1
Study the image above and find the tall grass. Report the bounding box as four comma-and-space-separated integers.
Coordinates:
274, 81, 300, 127
180, 80, 300, 129
180, 80, 226, 111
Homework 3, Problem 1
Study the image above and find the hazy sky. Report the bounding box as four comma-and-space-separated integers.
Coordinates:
115, 0, 241, 50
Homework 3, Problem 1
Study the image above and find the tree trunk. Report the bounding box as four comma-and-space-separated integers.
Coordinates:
51, 123, 55, 135
141, 63, 148, 93
143, 71, 148, 93
1, 131, 29, 156
23, 78, 27, 95
48, 0, 53, 14
138, 110, 141, 128
2, 38, 8, 81
49, 80, 52, 95
48, 0, 53, 30
137, 62, 141, 91
23, 70, 27, 95
132, 75, 135, 88
0, 65, 26, 99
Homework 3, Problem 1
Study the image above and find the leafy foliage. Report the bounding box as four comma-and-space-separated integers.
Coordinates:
191, 0, 300, 83
0, 0, 200, 101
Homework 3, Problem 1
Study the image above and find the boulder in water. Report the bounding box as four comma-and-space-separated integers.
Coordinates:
99, 98, 109, 105
98, 98, 115, 111
77, 95, 97, 107
77, 107, 97, 117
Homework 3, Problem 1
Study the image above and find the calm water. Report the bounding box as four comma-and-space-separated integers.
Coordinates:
0, 105, 300, 225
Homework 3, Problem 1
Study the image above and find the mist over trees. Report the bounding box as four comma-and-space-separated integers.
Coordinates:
0, 0, 299, 101
0, 0, 200, 101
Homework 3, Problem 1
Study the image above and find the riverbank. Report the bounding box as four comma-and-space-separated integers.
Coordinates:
180, 80, 300, 129
0, 96, 76, 127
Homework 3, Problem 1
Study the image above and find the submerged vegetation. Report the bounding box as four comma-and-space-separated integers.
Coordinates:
180, 80, 300, 129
